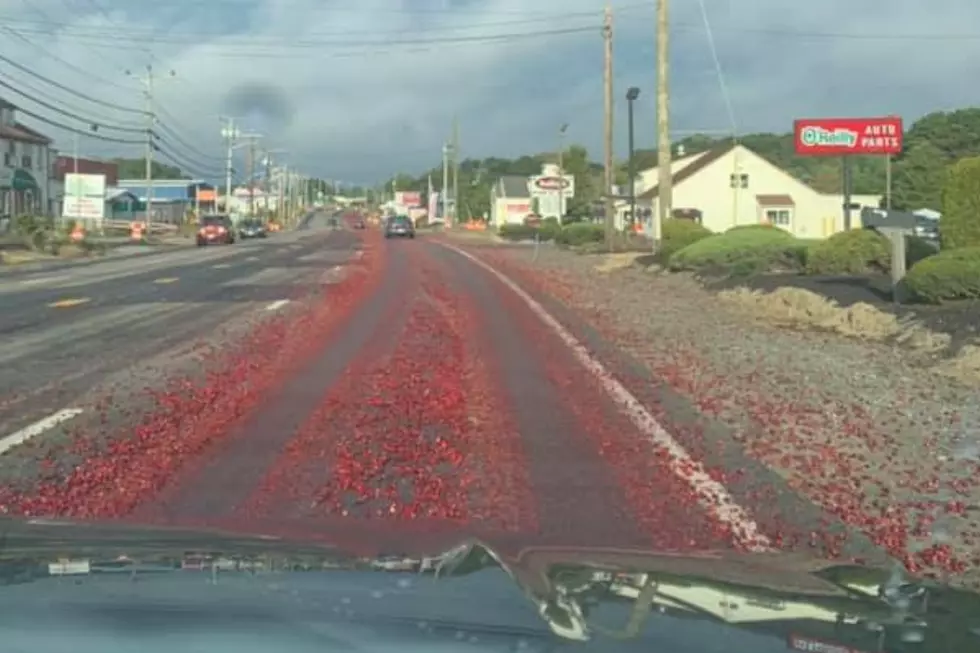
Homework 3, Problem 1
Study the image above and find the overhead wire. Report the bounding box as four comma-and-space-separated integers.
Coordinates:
10, 104, 145, 144
0, 77, 148, 133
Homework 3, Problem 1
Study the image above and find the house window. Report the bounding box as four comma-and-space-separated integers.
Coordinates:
730, 173, 749, 189
2, 152, 12, 167
765, 209, 791, 226
21, 155, 31, 169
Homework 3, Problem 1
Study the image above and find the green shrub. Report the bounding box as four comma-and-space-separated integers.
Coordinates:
537, 220, 562, 241
805, 229, 890, 275
658, 219, 712, 263
669, 227, 805, 278
556, 223, 604, 247
726, 224, 787, 234
940, 156, 980, 249
903, 246, 980, 302
905, 235, 939, 267
498, 224, 538, 241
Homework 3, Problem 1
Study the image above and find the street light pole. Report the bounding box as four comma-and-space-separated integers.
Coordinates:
626, 87, 640, 230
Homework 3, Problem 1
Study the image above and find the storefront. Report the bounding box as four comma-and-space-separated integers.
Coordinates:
0, 168, 42, 217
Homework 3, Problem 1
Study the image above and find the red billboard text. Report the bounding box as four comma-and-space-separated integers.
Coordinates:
793, 116, 903, 156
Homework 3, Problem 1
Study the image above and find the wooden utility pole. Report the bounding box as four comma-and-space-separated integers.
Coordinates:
451, 116, 460, 225
602, 4, 615, 249
655, 0, 671, 244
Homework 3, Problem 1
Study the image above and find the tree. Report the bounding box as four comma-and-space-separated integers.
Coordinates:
939, 156, 980, 249
113, 158, 185, 180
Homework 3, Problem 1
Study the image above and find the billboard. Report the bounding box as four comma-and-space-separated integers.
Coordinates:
395, 190, 422, 207
793, 116, 903, 156
62, 173, 106, 221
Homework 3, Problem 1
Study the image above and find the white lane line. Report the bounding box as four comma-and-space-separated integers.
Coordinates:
212, 263, 232, 269
264, 299, 290, 311
246, 256, 260, 262
20, 275, 70, 286
0, 408, 84, 456
443, 244, 771, 551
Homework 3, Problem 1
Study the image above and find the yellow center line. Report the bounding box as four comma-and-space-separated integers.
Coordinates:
48, 298, 91, 308
153, 277, 179, 284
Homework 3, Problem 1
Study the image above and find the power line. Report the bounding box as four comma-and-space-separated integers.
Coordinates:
0, 23, 600, 50
0, 52, 146, 114
12, 105, 144, 143
0, 77, 148, 133
0, 6, 635, 40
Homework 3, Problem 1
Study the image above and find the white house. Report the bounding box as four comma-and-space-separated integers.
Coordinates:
489, 175, 533, 227
629, 143, 881, 239
1, 96, 56, 218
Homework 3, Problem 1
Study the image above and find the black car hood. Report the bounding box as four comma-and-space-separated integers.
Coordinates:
1, 518, 977, 652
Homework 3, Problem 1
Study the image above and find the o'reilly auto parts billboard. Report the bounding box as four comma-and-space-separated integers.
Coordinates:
793, 116, 903, 156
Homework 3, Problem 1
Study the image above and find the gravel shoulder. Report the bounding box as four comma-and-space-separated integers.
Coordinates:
461, 243, 980, 589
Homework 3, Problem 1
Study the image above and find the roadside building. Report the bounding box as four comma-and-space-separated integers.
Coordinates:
0, 96, 56, 217
630, 143, 881, 238
117, 178, 218, 223
489, 175, 534, 227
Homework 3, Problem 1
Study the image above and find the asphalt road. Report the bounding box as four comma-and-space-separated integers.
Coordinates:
0, 223, 884, 565
0, 212, 355, 442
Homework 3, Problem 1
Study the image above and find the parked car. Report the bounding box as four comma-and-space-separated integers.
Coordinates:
238, 219, 267, 239
384, 215, 415, 239
197, 214, 235, 246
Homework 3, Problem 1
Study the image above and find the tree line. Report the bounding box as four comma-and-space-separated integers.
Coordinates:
388, 108, 980, 220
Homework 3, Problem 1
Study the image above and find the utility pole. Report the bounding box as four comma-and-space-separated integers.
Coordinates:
451, 116, 459, 225
220, 117, 240, 218
441, 143, 450, 220
246, 137, 256, 218
603, 3, 615, 247
264, 153, 272, 216
655, 0, 671, 244
126, 64, 175, 235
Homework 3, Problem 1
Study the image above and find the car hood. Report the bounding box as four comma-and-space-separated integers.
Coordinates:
0, 518, 977, 652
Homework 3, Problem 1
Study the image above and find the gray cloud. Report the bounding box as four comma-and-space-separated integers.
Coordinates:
0, 0, 977, 182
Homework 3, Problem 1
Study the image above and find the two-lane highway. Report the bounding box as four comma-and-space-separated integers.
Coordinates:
0, 212, 358, 443
0, 221, 890, 573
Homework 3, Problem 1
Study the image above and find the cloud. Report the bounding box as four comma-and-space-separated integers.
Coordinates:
0, 0, 979, 183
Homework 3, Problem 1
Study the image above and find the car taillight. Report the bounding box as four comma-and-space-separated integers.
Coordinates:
217, 226, 226, 233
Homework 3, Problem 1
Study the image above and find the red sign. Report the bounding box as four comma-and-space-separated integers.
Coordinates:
396, 191, 422, 207
793, 116, 903, 156
533, 176, 570, 191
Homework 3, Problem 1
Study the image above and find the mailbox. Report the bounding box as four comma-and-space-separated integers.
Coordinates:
859, 207, 919, 303
860, 207, 918, 231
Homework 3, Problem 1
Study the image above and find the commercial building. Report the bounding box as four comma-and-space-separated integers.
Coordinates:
0, 96, 56, 218
632, 143, 881, 238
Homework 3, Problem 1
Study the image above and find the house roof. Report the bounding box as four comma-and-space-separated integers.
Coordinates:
637, 143, 736, 201
756, 194, 795, 206
0, 97, 15, 110
499, 175, 530, 198
0, 122, 52, 145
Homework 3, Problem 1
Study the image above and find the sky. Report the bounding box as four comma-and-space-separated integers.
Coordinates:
1, 0, 979, 185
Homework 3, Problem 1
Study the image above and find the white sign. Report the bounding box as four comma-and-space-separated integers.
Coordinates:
528, 174, 574, 218
528, 174, 574, 198
62, 173, 106, 221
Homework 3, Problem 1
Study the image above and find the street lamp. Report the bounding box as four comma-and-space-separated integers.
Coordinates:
626, 87, 640, 228
557, 123, 569, 220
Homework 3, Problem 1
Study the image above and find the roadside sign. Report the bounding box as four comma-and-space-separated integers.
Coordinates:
793, 116, 903, 156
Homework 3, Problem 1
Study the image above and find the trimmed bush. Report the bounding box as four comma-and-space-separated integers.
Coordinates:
805, 229, 890, 275
499, 221, 562, 242
658, 219, 712, 263
903, 247, 980, 302
556, 223, 604, 247
940, 156, 980, 249
669, 227, 805, 278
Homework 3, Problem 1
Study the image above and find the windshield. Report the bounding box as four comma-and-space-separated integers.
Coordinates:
2, 4, 980, 652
